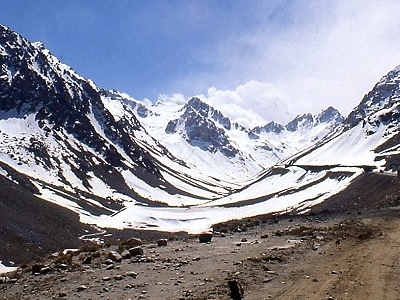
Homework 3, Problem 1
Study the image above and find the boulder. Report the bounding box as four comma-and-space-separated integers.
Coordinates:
124, 271, 138, 278
128, 246, 144, 256
199, 232, 213, 243
157, 239, 168, 247
228, 279, 244, 300
40, 266, 52, 274
31, 263, 46, 275
81, 256, 92, 265
0, 277, 8, 284
77, 285, 88, 292
121, 250, 131, 259
107, 251, 122, 262
57, 264, 68, 270
123, 237, 142, 247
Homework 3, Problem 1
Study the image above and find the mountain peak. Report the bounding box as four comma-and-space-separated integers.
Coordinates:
0, 24, 166, 193
165, 97, 237, 157
0, 24, 91, 115
286, 113, 314, 132
345, 64, 400, 130
317, 106, 344, 124
185, 96, 206, 108
180, 97, 231, 130
249, 121, 285, 139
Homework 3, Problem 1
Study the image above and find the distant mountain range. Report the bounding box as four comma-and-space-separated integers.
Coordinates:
1, 24, 400, 265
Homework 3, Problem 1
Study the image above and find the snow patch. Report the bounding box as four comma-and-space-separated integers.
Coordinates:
0, 261, 17, 274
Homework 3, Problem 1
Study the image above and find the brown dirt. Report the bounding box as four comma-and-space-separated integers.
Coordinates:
2, 173, 400, 299
1, 208, 400, 300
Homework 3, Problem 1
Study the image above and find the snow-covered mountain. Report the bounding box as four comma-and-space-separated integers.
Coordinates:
0, 24, 241, 212
101, 90, 344, 181
72, 63, 400, 233
0, 24, 168, 205
1, 22, 400, 248
289, 65, 400, 171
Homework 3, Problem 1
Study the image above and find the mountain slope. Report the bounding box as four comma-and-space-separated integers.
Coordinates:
0, 168, 91, 265
0, 24, 163, 191
291, 65, 400, 170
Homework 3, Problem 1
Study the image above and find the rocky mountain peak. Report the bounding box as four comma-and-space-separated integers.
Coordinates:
249, 121, 285, 139
184, 97, 209, 113
254, 121, 285, 134
165, 97, 237, 157
0, 25, 91, 115
317, 106, 344, 124
247, 106, 343, 141
0, 24, 166, 193
345, 65, 400, 130
285, 113, 314, 132
182, 97, 231, 130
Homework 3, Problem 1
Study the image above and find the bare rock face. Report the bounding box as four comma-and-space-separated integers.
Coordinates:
249, 121, 285, 139
165, 97, 238, 157
345, 65, 400, 137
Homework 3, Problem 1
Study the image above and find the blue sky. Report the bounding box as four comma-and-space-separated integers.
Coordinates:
1, 1, 400, 124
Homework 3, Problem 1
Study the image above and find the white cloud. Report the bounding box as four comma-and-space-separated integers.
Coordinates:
190, 0, 400, 118
155, 1, 400, 125
198, 80, 292, 127
269, 0, 400, 116
158, 93, 187, 105
158, 81, 293, 128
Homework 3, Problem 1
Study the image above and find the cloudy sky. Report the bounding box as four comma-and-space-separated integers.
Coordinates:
1, 1, 400, 125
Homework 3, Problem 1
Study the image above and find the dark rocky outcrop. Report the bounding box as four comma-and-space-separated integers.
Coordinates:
345, 65, 400, 130
286, 113, 314, 132
165, 97, 238, 157
198, 232, 213, 243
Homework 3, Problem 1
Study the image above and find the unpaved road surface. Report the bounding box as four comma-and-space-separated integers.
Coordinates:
261, 211, 400, 300
2, 208, 400, 299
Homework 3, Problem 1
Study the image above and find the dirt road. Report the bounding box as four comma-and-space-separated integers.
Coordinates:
260, 212, 400, 300
2, 208, 400, 299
